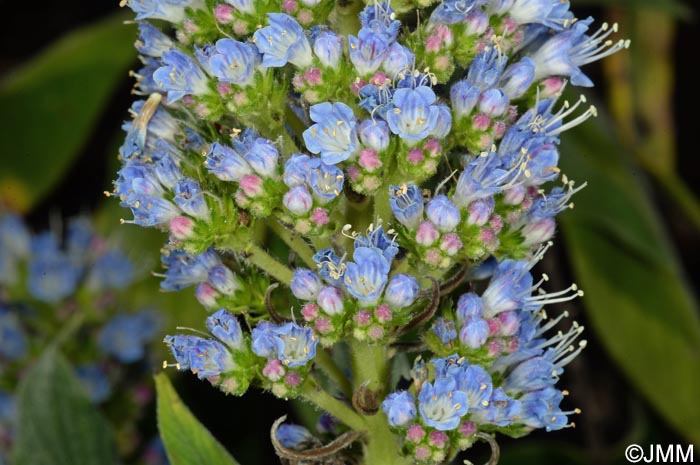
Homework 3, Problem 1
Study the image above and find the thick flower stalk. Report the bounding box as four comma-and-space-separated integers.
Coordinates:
0, 214, 166, 464
115, 0, 626, 463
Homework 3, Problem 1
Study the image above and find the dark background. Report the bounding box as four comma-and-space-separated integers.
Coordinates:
1, 2, 697, 464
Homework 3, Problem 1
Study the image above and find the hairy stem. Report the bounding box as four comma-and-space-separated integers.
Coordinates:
301, 379, 365, 431
350, 341, 409, 465
243, 242, 294, 286
268, 219, 317, 268
314, 348, 354, 399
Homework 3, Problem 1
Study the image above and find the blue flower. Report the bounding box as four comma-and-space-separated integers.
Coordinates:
354, 225, 399, 263
503, 350, 559, 393
529, 18, 629, 87
519, 388, 572, 431
459, 317, 490, 348
75, 364, 112, 404
506, 0, 573, 30
273, 322, 318, 367
386, 86, 440, 142
453, 152, 514, 208
207, 264, 241, 295
426, 195, 461, 232
382, 391, 417, 427
313, 248, 346, 287
348, 31, 391, 76
382, 43, 414, 77
174, 178, 210, 220
27, 251, 80, 303
124, 0, 193, 23
205, 142, 253, 182
187, 338, 235, 379
251, 321, 278, 358
456, 292, 483, 325
454, 364, 493, 410
432, 317, 457, 344
307, 159, 344, 202
120, 100, 180, 159
276, 424, 317, 449
303, 102, 359, 164
291, 268, 323, 301
359, 119, 390, 152
480, 259, 533, 316
450, 80, 480, 118
478, 88, 509, 117
0, 309, 26, 361
522, 141, 560, 186
163, 334, 196, 370
99, 312, 160, 363
209, 39, 259, 86
359, 1, 400, 42
243, 138, 279, 178
225, 0, 254, 14
136, 22, 174, 57
389, 184, 424, 230
87, 250, 134, 291
253, 14, 312, 68
499, 58, 536, 99
283, 186, 313, 215
344, 247, 390, 303
151, 148, 183, 189
471, 388, 522, 426
358, 84, 393, 120
153, 49, 210, 102
418, 377, 469, 431
313, 30, 343, 68
160, 248, 221, 291
283, 153, 313, 187
206, 309, 244, 350
428, 0, 485, 26
383, 274, 419, 309
432, 104, 453, 138
467, 45, 508, 91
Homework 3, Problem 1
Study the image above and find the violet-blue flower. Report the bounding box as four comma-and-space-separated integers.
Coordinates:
426, 195, 460, 232
209, 39, 258, 86
303, 102, 359, 164
344, 247, 390, 303
389, 184, 424, 230
206, 309, 244, 350
136, 22, 174, 57
418, 377, 469, 431
383, 274, 419, 309
386, 86, 440, 143
291, 268, 323, 301
382, 391, 417, 427
253, 13, 312, 68
153, 49, 210, 102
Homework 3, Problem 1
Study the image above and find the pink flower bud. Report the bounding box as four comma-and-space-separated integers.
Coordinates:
214, 4, 234, 23
169, 216, 194, 240
416, 221, 439, 246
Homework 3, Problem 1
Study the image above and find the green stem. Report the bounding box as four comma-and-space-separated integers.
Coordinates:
314, 349, 353, 399
333, 0, 363, 36
268, 219, 316, 268
349, 341, 409, 465
301, 379, 365, 431
243, 243, 294, 286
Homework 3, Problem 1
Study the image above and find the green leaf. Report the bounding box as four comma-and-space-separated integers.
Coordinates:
13, 348, 120, 465
559, 114, 700, 443
155, 373, 242, 465
0, 13, 136, 212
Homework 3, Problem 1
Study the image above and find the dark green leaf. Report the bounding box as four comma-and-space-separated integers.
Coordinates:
13, 348, 120, 465
559, 114, 700, 443
0, 13, 136, 212
155, 373, 242, 465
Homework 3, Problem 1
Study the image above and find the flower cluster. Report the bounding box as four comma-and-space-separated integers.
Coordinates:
117, 0, 625, 463
0, 213, 165, 463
